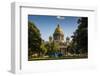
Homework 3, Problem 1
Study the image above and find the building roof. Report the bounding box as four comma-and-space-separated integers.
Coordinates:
54, 24, 64, 35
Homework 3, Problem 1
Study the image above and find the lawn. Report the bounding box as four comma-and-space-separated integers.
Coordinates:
28, 55, 88, 61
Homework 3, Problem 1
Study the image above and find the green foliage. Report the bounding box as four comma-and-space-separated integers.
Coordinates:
71, 17, 88, 54
28, 21, 42, 56
51, 41, 59, 52
45, 42, 51, 52
40, 42, 47, 55
45, 41, 59, 55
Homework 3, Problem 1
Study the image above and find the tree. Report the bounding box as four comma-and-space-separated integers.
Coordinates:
51, 41, 59, 53
45, 41, 59, 57
28, 21, 42, 57
71, 17, 88, 54
40, 42, 47, 56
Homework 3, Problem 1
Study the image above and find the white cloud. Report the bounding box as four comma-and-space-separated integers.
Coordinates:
56, 16, 65, 20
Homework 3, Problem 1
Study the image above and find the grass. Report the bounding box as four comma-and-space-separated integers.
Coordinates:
28, 55, 88, 61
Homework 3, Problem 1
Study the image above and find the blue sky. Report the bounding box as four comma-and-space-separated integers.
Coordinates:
28, 15, 80, 41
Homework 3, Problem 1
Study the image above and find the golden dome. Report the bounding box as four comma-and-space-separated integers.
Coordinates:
54, 24, 64, 35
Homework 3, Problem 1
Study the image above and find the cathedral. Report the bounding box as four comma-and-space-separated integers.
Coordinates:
49, 24, 70, 56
